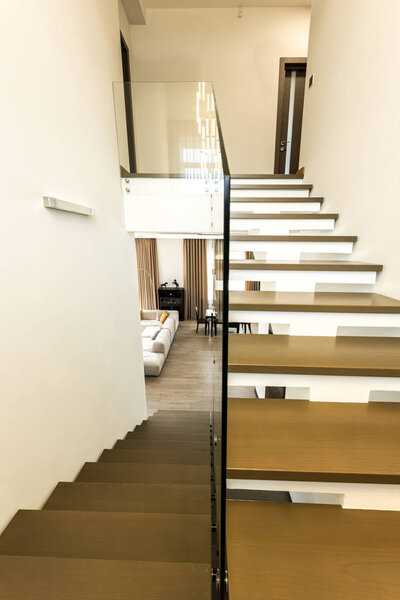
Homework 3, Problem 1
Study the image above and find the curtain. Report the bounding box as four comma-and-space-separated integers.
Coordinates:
245, 251, 261, 291
135, 238, 159, 309
183, 239, 208, 320
214, 239, 223, 315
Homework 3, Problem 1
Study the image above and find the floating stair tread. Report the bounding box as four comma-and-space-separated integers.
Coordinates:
231, 196, 320, 203
0, 510, 210, 564
151, 410, 211, 420
230, 234, 356, 242
154, 410, 210, 416
137, 421, 210, 433
76, 462, 210, 485
231, 184, 312, 190
229, 291, 400, 313
228, 334, 400, 377
44, 482, 210, 514
231, 212, 336, 219
126, 429, 210, 443
229, 259, 383, 272
99, 448, 210, 465
114, 438, 210, 452
0, 556, 211, 600
227, 398, 400, 483
226, 501, 400, 600
232, 174, 304, 179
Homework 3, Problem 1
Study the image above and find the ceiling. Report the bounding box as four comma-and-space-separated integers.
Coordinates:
122, 0, 310, 24
145, 0, 310, 6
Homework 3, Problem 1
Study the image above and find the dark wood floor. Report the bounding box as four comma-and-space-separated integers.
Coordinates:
145, 320, 256, 413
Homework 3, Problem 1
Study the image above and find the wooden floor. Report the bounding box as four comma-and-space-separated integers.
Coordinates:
145, 321, 218, 413
145, 321, 256, 413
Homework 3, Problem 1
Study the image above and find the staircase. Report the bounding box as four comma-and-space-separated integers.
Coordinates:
226, 174, 400, 599
0, 410, 212, 599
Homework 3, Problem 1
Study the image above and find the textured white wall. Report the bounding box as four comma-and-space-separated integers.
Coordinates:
157, 239, 184, 287
300, 0, 400, 299
0, 0, 147, 532
131, 7, 310, 173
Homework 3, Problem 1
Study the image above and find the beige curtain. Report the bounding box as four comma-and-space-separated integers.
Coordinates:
214, 239, 224, 315
135, 238, 159, 309
245, 251, 261, 291
184, 239, 208, 320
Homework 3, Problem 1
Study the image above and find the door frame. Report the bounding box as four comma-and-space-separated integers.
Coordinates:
274, 57, 307, 174
120, 32, 137, 174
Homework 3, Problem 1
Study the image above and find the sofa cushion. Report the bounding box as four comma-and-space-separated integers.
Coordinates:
143, 351, 165, 376
161, 319, 175, 339
152, 328, 171, 355
141, 319, 161, 329
142, 338, 154, 352
167, 310, 180, 332
141, 309, 162, 321
142, 326, 161, 339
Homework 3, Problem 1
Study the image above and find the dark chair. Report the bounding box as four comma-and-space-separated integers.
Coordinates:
241, 322, 252, 334
195, 306, 207, 334
228, 322, 240, 333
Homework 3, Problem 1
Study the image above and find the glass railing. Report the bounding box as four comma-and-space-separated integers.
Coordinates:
114, 81, 223, 177
113, 81, 230, 599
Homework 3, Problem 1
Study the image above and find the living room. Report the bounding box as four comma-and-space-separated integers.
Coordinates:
137, 236, 219, 378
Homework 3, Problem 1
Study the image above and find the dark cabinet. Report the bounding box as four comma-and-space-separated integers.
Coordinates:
158, 287, 185, 321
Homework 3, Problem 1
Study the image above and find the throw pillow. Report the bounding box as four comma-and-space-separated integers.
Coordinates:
160, 311, 169, 324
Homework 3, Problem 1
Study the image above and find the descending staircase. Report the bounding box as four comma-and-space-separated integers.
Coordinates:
226, 174, 400, 599
0, 410, 212, 599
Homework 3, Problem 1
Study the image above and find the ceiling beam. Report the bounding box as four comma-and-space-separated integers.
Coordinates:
121, 0, 146, 25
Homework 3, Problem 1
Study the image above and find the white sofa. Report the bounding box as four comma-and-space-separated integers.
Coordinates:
140, 309, 179, 376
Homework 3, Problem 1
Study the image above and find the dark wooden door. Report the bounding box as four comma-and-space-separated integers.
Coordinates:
274, 58, 307, 174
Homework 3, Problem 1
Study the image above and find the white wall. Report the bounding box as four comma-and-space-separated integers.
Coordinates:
0, 0, 147, 532
131, 7, 310, 173
157, 239, 184, 286
300, 0, 400, 299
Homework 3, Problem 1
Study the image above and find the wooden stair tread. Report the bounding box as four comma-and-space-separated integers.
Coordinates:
232, 174, 304, 179
229, 259, 383, 272
76, 462, 210, 485
126, 429, 210, 443
226, 501, 400, 600
231, 196, 320, 202
230, 234, 356, 242
0, 510, 210, 564
137, 421, 210, 433
231, 184, 312, 190
228, 334, 400, 377
154, 410, 210, 416
99, 448, 210, 465
0, 556, 210, 600
44, 482, 210, 514
227, 398, 400, 483
229, 291, 400, 313
150, 410, 211, 421
231, 212, 336, 219
114, 438, 210, 451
